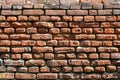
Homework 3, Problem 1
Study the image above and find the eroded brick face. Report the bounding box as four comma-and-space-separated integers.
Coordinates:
0, 0, 120, 79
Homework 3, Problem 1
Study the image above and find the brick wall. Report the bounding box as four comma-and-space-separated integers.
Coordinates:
0, 0, 120, 79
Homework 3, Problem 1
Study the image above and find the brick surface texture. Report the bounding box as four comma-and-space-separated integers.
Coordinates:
0, 0, 120, 79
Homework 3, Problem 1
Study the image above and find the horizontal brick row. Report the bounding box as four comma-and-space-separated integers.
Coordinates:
0, 10, 120, 15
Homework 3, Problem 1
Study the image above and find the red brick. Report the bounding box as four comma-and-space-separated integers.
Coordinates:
93, 28, 103, 33
106, 16, 116, 21
37, 73, 58, 79
58, 40, 69, 46
61, 28, 71, 33
0, 73, 14, 79
81, 74, 101, 79
46, 10, 66, 15
6, 0, 25, 4
75, 34, 95, 40
12, 22, 32, 27
44, 53, 54, 59
67, 10, 88, 15
51, 67, 61, 72
91, 60, 111, 66
11, 54, 21, 60
18, 16, 28, 21
40, 67, 50, 72
95, 67, 105, 72
102, 73, 117, 79
55, 22, 68, 28
33, 53, 43, 59
69, 22, 79, 27
51, 16, 61, 21
50, 28, 60, 34
107, 66, 116, 72
111, 53, 120, 59
82, 28, 92, 33
76, 47, 96, 52
100, 53, 110, 59
40, 16, 50, 21
11, 40, 21, 46
1, 10, 22, 15
89, 10, 97, 15
104, 28, 114, 33
54, 47, 75, 53
16, 28, 26, 33
68, 59, 90, 66
4, 28, 14, 34
73, 67, 83, 72
77, 53, 87, 59
84, 67, 94, 72
0, 66, 6, 72
22, 53, 32, 59
28, 16, 39, 21
47, 60, 67, 66
16, 73, 36, 79
62, 16, 72, 21
89, 53, 99, 59
59, 73, 80, 79
84, 16, 94, 22
27, 28, 37, 33
4, 60, 24, 66
18, 67, 27, 73
0, 16, 6, 21
26, 60, 45, 66
21, 40, 36, 46
70, 40, 80, 46
113, 40, 120, 46
103, 41, 112, 46
72, 28, 81, 33
73, 16, 83, 22
34, 22, 53, 28
23, 10, 44, 15
81, 40, 91, 46
98, 10, 112, 15
66, 53, 76, 59
98, 47, 118, 52
33, 47, 53, 53
95, 16, 106, 21
7, 16, 17, 21
7, 67, 17, 72
28, 67, 39, 73
55, 54, 65, 59
32, 34, 52, 40
96, 34, 117, 40
0, 22, 10, 27
0, 34, 9, 40
47, 40, 58, 46
38, 28, 48, 33
0, 40, 10, 46
0, 47, 10, 52
11, 47, 31, 53
37, 41, 46, 46
62, 67, 72, 72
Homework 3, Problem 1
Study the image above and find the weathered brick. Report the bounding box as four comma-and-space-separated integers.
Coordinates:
107, 66, 116, 72
76, 47, 96, 52
22, 53, 32, 59
11, 47, 31, 53
40, 67, 50, 72
46, 10, 66, 15
1, 10, 22, 15
84, 16, 94, 22
47, 60, 67, 66
40, 16, 50, 21
96, 34, 117, 40
37, 73, 58, 79
23, 10, 44, 15
44, 53, 54, 59
73, 16, 83, 21
32, 34, 52, 40
16, 73, 36, 79
6, 0, 25, 4
33, 47, 53, 53
95, 67, 105, 72
26, 60, 45, 66
91, 60, 111, 66
0, 73, 14, 79
84, 67, 94, 72
68, 59, 90, 66
73, 67, 83, 72
100, 53, 110, 59
81, 74, 101, 79
33, 22, 53, 28
67, 10, 88, 15
54, 47, 75, 53
28, 67, 39, 73
75, 34, 95, 40
98, 47, 118, 52
4, 60, 24, 66
11, 54, 21, 60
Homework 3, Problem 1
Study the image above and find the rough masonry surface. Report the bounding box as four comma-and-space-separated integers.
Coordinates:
0, 0, 120, 79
